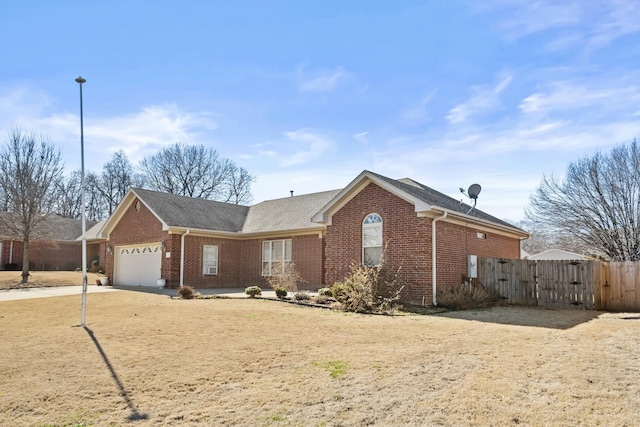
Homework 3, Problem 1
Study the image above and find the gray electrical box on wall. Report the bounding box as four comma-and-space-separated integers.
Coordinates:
468, 254, 478, 278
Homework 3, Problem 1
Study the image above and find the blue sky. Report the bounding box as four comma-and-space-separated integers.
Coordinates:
1, 0, 640, 222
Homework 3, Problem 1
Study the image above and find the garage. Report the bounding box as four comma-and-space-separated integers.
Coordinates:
114, 243, 162, 286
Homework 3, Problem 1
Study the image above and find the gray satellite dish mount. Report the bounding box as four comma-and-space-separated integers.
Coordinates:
459, 184, 482, 215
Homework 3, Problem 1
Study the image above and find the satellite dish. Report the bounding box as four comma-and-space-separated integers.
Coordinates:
459, 183, 482, 215
467, 184, 481, 200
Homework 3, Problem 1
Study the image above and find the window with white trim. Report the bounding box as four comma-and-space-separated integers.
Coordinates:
202, 245, 218, 275
262, 239, 292, 276
363, 213, 383, 266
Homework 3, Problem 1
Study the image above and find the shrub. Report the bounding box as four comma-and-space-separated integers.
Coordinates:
245, 286, 262, 298
317, 287, 332, 296
266, 262, 305, 293
330, 261, 404, 314
293, 291, 311, 301
274, 286, 287, 298
437, 282, 502, 310
312, 294, 333, 305
177, 285, 195, 299
4, 263, 18, 271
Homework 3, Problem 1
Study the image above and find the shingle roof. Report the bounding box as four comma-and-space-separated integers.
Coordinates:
0, 212, 97, 241
242, 189, 341, 233
366, 170, 517, 229
119, 170, 521, 236
132, 188, 250, 232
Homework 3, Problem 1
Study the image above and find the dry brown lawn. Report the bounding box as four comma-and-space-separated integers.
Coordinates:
1, 291, 639, 426
0, 271, 100, 290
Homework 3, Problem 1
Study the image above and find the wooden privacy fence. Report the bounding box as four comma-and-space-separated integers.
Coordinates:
477, 258, 640, 311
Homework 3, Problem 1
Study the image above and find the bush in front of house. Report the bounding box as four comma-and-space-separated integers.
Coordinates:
273, 286, 287, 299
330, 261, 404, 314
245, 286, 262, 298
312, 294, 333, 305
317, 287, 332, 296
266, 262, 306, 294
177, 285, 195, 299
293, 291, 311, 301
437, 282, 502, 310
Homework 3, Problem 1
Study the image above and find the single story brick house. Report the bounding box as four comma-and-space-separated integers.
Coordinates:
98, 170, 528, 304
0, 213, 96, 271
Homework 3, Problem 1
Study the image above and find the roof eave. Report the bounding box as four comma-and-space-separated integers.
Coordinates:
167, 225, 326, 240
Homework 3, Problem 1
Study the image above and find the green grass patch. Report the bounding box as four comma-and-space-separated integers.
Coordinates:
313, 360, 348, 378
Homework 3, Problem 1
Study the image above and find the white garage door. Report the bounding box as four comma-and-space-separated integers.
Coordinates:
114, 243, 162, 286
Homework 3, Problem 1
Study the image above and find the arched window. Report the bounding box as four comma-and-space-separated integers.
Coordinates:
363, 213, 383, 266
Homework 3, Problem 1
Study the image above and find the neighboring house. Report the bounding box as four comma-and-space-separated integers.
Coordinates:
0, 213, 93, 271
526, 249, 596, 261
80, 220, 108, 271
99, 170, 528, 304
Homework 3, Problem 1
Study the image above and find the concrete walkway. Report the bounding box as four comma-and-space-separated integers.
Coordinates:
0, 285, 285, 302
0, 285, 120, 302
114, 285, 280, 299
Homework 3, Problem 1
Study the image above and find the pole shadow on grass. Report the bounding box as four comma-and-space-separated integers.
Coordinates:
84, 327, 149, 421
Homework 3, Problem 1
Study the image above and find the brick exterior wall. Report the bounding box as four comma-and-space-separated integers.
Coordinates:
105, 197, 326, 290
239, 234, 325, 289
105, 198, 166, 284
324, 182, 521, 304
1, 239, 81, 271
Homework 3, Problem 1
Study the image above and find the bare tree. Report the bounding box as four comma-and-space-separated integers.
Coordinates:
527, 139, 640, 261
53, 171, 83, 219
513, 219, 592, 257
0, 129, 64, 283
84, 172, 106, 221
140, 143, 253, 203
98, 150, 145, 215
222, 164, 255, 205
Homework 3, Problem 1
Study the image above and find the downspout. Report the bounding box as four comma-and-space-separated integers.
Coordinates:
179, 229, 191, 288
9, 239, 14, 264
431, 211, 448, 306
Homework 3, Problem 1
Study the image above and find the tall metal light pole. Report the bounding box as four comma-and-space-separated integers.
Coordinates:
76, 76, 88, 326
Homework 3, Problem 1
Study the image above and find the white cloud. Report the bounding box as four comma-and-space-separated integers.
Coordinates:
48, 104, 217, 167
353, 131, 369, 144
447, 72, 512, 124
0, 86, 54, 129
484, 0, 640, 52
297, 64, 347, 93
260, 129, 333, 167
401, 93, 434, 124
519, 81, 640, 115
493, 0, 581, 40
0, 86, 219, 170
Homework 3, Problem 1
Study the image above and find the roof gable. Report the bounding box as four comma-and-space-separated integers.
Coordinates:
312, 170, 527, 237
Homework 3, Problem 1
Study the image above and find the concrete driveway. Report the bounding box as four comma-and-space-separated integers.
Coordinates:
0, 285, 285, 302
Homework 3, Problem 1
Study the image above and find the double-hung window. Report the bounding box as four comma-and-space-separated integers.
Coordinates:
262, 239, 292, 276
363, 213, 383, 266
202, 245, 219, 275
